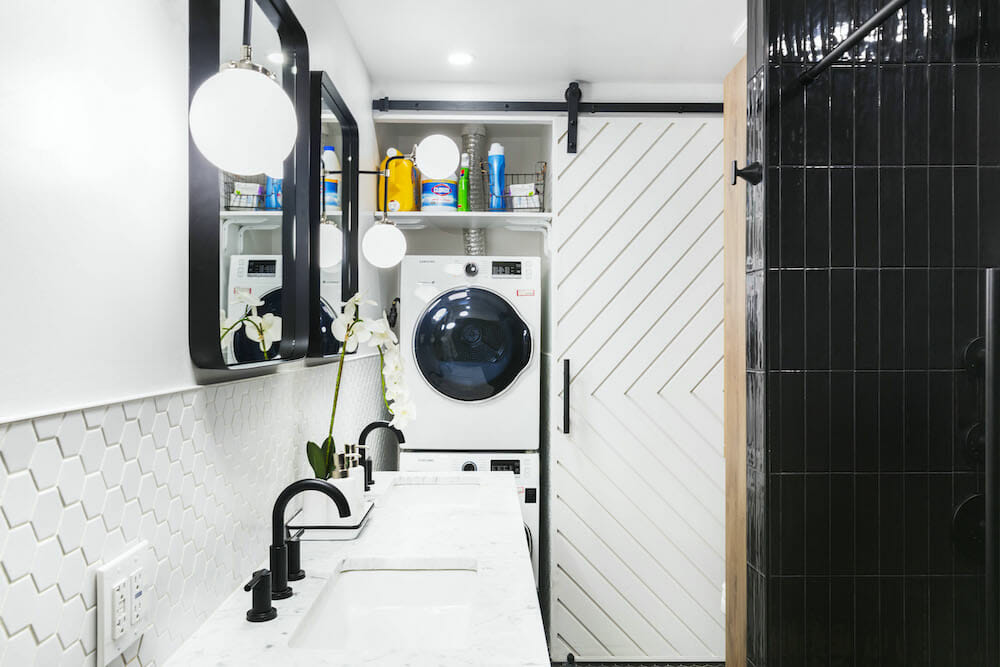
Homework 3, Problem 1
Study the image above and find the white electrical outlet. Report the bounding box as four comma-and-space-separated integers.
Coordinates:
96, 541, 152, 667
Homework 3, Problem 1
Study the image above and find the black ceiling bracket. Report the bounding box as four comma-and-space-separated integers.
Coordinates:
565, 82, 582, 154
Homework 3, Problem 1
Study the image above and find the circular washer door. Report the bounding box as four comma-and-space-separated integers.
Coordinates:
413, 287, 532, 401
232, 288, 281, 363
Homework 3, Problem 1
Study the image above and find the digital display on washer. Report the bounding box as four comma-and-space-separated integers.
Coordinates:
490, 459, 521, 475
248, 259, 277, 276
492, 261, 522, 276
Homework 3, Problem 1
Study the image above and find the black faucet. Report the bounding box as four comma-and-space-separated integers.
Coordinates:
358, 421, 405, 490
269, 478, 351, 599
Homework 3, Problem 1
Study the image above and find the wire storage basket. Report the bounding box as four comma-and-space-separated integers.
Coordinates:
222, 172, 268, 210
482, 161, 547, 213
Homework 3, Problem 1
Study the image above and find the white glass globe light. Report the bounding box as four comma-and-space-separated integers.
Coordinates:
189, 67, 297, 176
414, 134, 460, 179
362, 223, 407, 269
319, 223, 343, 268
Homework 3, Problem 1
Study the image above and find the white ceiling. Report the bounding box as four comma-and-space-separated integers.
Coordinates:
334, 0, 746, 100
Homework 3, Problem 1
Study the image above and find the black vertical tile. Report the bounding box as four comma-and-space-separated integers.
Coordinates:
928, 167, 953, 267
767, 167, 782, 263
805, 169, 830, 267
830, 168, 855, 266
928, 66, 953, 166
780, 372, 805, 472
880, 169, 905, 267
953, 166, 978, 267
904, 577, 930, 665
805, 270, 830, 369
805, 372, 831, 471
879, 577, 906, 667
980, 168, 1000, 265
779, 578, 806, 664
880, 4, 906, 63
954, 576, 987, 664
829, 575, 854, 667
781, 168, 805, 267
983, 0, 1000, 61
830, 269, 855, 370
880, 270, 905, 369
830, 372, 855, 471
904, 475, 930, 573
856, 474, 880, 573
781, 66, 806, 165
856, 270, 880, 370
805, 476, 830, 573
880, 474, 906, 574
880, 66, 905, 165
927, 0, 954, 62
855, 576, 880, 662
768, 66, 782, 166
804, 578, 830, 666
856, 376, 880, 472
779, 0, 806, 63
856, 67, 879, 165
781, 269, 806, 369
768, 270, 783, 366
927, 373, 954, 472
879, 373, 906, 471
856, 0, 881, 63
904, 168, 930, 266
953, 65, 978, 166
904, 372, 930, 472
904, 66, 929, 165
830, 66, 854, 166
928, 473, 954, 573
953, 0, 980, 62
829, 475, 854, 572
904, 0, 929, 63
927, 577, 955, 666
954, 372, 980, 471
980, 67, 1000, 165
904, 269, 930, 367
927, 269, 953, 369
805, 71, 830, 164
856, 168, 879, 267
954, 269, 980, 367
780, 474, 806, 574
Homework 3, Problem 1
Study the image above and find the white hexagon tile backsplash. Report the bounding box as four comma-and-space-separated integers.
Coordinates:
0, 355, 390, 666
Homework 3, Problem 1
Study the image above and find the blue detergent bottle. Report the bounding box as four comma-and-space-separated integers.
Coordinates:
487, 142, 505, 210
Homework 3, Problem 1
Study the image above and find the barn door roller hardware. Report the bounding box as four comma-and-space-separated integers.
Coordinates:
373, 83, 723, 154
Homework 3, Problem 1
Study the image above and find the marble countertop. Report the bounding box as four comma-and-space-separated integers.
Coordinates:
165, 471, 548, 666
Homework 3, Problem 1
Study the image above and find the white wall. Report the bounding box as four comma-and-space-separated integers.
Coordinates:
0, 0, 387, 423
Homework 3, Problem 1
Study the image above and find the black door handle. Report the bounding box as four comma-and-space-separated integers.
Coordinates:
563, 359, 570, 434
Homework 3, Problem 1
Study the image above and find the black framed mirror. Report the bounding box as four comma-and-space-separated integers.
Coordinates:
308, 72, 359, 359
188, 0, 310, 372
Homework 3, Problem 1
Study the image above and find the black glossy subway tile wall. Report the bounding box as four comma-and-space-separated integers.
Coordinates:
745, 0, 995, 665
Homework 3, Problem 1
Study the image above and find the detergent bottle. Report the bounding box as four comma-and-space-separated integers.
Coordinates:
377, 148, 418, 212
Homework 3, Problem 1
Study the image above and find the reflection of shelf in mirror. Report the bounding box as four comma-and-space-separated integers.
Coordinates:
388, 211, 551, 232
219, 210, 283, 225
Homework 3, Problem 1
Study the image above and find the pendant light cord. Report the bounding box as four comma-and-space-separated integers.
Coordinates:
242, 0, 253, 49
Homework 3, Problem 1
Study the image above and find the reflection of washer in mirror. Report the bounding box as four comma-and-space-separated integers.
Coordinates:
317, 271, 342, 356
226, 255, 282, 364
413, 287, 532, 402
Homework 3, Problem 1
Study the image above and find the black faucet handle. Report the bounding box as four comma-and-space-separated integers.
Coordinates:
245, 569, 277, 622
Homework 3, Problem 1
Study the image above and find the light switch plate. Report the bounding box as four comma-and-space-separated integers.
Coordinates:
96, 541, 152, 666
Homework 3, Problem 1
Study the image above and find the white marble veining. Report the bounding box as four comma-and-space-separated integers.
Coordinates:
165, 472, 548, 666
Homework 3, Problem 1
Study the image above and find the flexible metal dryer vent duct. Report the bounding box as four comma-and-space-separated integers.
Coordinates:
463, 228, 487, 255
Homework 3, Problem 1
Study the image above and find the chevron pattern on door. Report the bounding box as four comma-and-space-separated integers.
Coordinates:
549, 115, 725, 662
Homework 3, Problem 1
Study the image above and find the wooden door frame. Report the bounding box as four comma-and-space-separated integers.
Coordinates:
723, 55, 748, 667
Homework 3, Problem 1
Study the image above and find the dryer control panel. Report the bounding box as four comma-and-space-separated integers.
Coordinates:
491, 261, 522, 277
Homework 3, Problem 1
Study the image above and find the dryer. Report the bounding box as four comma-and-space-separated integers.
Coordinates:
225, 254, 282, 364
400, 255, 541, 452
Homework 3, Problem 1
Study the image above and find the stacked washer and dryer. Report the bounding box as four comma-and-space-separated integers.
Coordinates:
398, 255, 542, 586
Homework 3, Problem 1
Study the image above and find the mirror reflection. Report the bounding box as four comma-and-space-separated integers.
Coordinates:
217, 0, 290, 365
315, 105, 344, 356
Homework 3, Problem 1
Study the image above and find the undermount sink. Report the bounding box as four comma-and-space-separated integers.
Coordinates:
381, 479, 482, 509
289, 557, 478, 652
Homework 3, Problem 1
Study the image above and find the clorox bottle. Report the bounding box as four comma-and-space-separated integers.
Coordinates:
377, 148, 417, 212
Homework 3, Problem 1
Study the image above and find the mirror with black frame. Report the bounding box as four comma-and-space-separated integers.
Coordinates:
188, 0, 310, 371
308, 72, 359, 359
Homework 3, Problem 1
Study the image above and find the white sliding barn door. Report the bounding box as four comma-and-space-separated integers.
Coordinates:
549, 115, 725, 662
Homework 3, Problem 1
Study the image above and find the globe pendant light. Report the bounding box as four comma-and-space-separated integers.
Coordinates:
188, 0, 297, 176
362, 221, 407, 269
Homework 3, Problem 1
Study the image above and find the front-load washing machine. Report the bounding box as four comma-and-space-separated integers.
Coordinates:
399, 255, 542, 451
225, 254, 282, 364
399, 451, 540, 587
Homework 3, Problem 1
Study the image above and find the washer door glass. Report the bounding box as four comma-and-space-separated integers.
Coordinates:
414, 287, 532, 401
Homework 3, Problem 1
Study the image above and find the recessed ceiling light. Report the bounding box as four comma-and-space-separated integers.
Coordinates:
448, 52, 474, 66
267, 52, 285, 64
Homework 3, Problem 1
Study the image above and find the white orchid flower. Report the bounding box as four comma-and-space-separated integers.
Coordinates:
233, 289, 264, 316
382, 348, 404, 378
340, 292, 376, 321
385, 383, 409, 403
388, 400, 416, 429
367, 313, 398, 348
244, 313, 281, 352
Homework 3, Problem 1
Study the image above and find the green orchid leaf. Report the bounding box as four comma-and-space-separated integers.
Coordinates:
306, 441, 327, 479
322, 436, 336, 477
